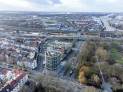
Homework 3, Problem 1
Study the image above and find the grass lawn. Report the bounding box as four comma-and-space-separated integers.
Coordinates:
110, 48, 123, 64
116, 59, 123, 64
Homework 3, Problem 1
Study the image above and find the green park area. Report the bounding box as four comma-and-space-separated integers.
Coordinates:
110, 48, 123, 64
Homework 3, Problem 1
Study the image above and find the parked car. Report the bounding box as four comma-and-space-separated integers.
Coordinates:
24, 69, 27, 71
18, 68, 22, 70
8, 65, 13, 68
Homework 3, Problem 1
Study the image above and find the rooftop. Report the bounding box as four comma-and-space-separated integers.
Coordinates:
0, 69, 27, 92
46, 51, 61, 57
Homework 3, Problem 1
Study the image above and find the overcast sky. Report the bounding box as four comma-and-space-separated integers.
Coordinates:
0, 0, 122, 12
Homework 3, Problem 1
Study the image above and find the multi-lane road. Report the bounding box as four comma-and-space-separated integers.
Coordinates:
34, 40, 85, 83
54, 41, 85, 83
100, 16, 123, 32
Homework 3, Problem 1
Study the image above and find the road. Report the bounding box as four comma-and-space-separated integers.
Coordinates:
55, 41, 85, 83
100, 16, 123, 32
0, 40, 86, 92
100, 16, 115, 31
35, 42, 45, 73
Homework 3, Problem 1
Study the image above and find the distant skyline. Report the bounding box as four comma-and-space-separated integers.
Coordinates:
0, 0, 122, 12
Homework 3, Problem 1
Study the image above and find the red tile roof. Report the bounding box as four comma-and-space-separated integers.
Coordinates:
0, 70, 27, 92
2, 70, 8, 75
11, 69, 27, 76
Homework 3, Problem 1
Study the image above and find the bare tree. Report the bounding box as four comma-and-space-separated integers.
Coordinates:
96, 47, 108, 62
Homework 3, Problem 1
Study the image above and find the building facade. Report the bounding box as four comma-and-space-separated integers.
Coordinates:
45, 50, 61, 70
0, 69, 28, 92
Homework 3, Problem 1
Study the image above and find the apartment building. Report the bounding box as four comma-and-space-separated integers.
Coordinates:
0, 69, 28, 92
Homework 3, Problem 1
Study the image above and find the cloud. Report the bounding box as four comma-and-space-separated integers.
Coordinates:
0, 0, 38, 11
28, 0, 61, 5
51, 0, 89, 12
0, 0, 122, 12
0, 0, 31, 8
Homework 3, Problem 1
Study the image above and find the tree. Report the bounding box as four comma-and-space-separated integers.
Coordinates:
81, 40, 94, 62
91, 74, 101, 84
76, 40, 95, 64
96, 62, 122, 77
107, 56, 116, 65
33, 83, 45, 92
120, 74, 123, 82
79, 71, 86, 83
96, 47, 108, 62
20, 85, 28, 92
79, 66, 89, 76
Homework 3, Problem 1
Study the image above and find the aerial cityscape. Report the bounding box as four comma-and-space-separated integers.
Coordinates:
0, 0, 123, 92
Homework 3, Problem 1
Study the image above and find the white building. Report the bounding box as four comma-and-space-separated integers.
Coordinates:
17, 57, 37, 69
0, 75, 6, 81
51, 40, 73, 48
0, 69, 28, 92
24, 59, 37, 69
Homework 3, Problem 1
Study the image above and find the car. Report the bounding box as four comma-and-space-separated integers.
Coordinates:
25, 81, 31, 86
22, 69, 24, 71
18, 68, 22, 70
24, 69, 27, 71
38, 61, 41, 64
69, 68, 75, 76
8, 65, 13, 68
29, 72, 32, 74
69, 71, 73, 76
